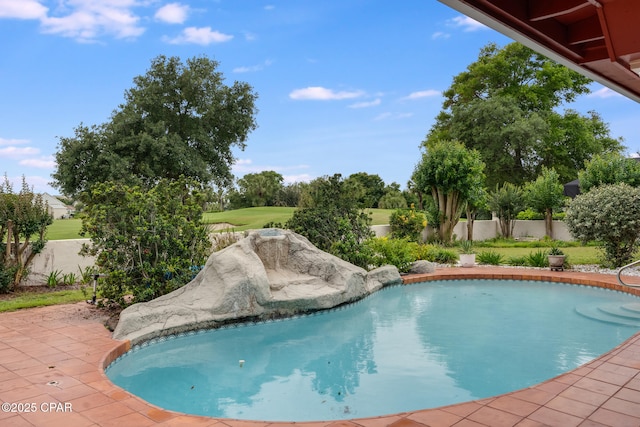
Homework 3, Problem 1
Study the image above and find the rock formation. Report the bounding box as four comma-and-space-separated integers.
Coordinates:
112, 229, 401, 344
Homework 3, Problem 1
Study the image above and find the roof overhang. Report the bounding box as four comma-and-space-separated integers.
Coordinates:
438, 0, 640, 103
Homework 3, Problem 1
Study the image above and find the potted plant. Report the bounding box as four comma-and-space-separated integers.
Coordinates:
459, 240, 476, 268
548, 247, 565, 271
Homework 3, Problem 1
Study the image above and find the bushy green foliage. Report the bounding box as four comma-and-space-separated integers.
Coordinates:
565, 183, 640, 267
364, 237, 415, 272
378, 191, 407, 209
506, 256, 528, 266
476, 250, 504, 265
488, 182, 525, 238
526, 250, 549, 268
285, 174, 373, 263
412, 139, 485, 243
412, 244, 459, 264
53, 55, 258, 196
516, 208, 543, 220
579, 153, 640, 193
0, 176, 53, 290
80, 178, 211, 306
234, 171, 284, 207
524, 167, 566, 237
389, 205, 427, 242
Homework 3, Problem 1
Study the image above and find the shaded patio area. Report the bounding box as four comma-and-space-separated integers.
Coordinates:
2, 267, 640, 426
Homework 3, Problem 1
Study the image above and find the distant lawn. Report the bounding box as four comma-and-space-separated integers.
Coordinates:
44, 208, 393, 239
203, 207, 393, 232
46, 218, 83, 240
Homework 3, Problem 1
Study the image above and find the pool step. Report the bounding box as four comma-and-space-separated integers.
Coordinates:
575, 302, 640, 327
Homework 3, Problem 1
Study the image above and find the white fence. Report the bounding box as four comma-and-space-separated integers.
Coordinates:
25, 220, 572, 284
371, 218, 572, 242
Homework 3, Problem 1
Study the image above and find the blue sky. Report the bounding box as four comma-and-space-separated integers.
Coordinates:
1, 1, 639, 195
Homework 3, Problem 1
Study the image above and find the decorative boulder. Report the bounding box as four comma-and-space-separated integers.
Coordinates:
408, 260, 436, 274
112, 229, 402, 344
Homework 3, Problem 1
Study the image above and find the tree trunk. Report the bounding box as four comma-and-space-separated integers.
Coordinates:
466, 206, 475, 241
545, 208, 553, 238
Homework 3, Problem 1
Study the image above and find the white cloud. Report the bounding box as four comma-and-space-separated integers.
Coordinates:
0, 137, 29, 146
431, 31, 450, 40
155, 3, 189, 24
264, 5, 275, 11
289, 86, 364, 101
20, 156, 56, 169
589, 87, 622, 99
402, 89, 441, 100
349, 98, 381, 109
374, 112, 413, 121
233, 59, 273, 73
0, 146, 40, 157
283, 174, 312, 184
0, 0, 47, 19
449, 15, 487, 32
164, 26, 233, 45
40, 1, 145, 41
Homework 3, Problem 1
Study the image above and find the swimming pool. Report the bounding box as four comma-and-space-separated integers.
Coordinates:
106, 279, 640, 421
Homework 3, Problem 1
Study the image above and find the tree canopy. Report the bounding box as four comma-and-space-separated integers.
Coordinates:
428, 42, 623, 187
53, 55, 258, 196
0, 176, 53, 290
578, 153, 640, 193
412, 140, 485, 243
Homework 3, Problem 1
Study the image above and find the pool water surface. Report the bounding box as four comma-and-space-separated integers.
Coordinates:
106, 279, 640, 421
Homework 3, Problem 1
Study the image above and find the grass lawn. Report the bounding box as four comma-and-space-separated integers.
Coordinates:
0, 289, 87, 313
47, 218, 83, 240
203, 207, 393, 231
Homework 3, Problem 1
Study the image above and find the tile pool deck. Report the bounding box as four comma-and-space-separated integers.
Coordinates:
3, 267, 640, 426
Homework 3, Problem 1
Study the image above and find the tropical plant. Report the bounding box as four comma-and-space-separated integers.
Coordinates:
412, 139, 486, 243
565, 183, 640, 267
548, 246, 565, 256
524, 167, 566, 238
62, 272, 77, 286
47, 270, 62, 288
458, 240, 475, 254
477, 250, 504, 265
488, 182, 525, 239
526, 250, 549, 268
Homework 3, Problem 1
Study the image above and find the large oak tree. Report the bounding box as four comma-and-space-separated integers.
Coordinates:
429, 42, 623, 187
53, 55, 258, 196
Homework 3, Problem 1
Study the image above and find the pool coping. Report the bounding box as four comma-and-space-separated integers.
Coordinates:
3, 266, 640, 426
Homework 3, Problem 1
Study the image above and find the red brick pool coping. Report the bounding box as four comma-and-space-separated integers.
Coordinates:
3, 267, 640, 426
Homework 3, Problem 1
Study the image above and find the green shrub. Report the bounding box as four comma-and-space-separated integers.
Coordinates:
516, 208, 543, 220
364, 237, 415, 272
526, 250, 549, 267
389, 205, 427, 242
506, 256, 528, 266
477, 250, 504, 265
80, 178, 211, 307
418, 245, 458, 264
565, 183, 640, 267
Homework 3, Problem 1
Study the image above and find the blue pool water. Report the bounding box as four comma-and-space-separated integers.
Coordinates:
106, 279, 640, 421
